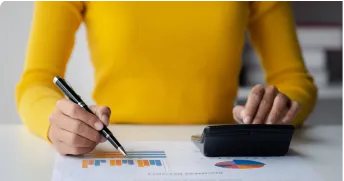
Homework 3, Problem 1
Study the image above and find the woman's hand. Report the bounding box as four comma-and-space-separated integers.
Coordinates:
48, 99, 111, 155
233, 84, 301, 125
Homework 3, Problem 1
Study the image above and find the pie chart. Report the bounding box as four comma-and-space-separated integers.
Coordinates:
215, 160, 265, 169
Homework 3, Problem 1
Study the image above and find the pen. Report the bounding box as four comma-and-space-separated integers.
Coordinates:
53, 76, 127, 157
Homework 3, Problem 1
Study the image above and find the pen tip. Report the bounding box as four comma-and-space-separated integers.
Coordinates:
118, 147, 127, 157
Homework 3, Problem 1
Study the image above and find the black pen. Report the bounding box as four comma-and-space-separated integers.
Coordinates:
53, 76, 127, 157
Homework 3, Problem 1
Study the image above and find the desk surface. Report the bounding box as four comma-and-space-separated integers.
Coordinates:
0, 124, 342, 181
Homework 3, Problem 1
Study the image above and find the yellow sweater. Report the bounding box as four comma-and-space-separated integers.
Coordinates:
16, 1, 317, 141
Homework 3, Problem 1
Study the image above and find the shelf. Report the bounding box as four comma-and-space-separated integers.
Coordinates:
237, 86, 342, 100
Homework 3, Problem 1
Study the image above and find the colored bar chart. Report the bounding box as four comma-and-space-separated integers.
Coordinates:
81, 159, 165, 168
81, 150, 167, 169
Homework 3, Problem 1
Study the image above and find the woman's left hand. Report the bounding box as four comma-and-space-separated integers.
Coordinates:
233, 84, 301, 125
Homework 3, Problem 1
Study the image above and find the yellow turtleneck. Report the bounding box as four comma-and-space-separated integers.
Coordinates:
16, 1, 317, 141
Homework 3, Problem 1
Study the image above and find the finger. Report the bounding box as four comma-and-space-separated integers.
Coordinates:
281, 101, 301, 124
50, 112, 101, 142
58, 128, 98, 147
244, 84, 265, 124
276, 108, 288, 124
233, 105, 245, 124
266, 93, 290, 124
89, 105, 111, 126
252, 85, 278, 124
56, 141, 95, 155
47, 124, 59, 144
88, 105, 111, 141
56, 99, 104, 131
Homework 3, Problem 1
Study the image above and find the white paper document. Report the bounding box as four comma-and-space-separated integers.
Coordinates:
52, 141, 322, 181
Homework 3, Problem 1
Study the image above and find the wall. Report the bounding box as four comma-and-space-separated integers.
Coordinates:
0, 1, 94, 124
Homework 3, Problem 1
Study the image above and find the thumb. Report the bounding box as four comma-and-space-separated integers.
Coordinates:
233, 105, 245, 124
89, 105, 111, 126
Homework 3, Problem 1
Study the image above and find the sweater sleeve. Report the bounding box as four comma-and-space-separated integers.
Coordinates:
247, 1, 318, 126
15, 1, 84, 141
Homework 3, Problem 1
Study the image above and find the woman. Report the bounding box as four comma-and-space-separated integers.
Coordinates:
16, 1, 317, 155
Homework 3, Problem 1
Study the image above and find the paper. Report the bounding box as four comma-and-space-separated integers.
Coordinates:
52, 141, 321, 181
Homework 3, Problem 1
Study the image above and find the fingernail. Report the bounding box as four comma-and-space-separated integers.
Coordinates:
94, 122, 103, 130
101, 114, 109, 122
282, 118, 290, 124
101, 137, 106, 143
240, 110, 245, 119
243, 116, 251, 124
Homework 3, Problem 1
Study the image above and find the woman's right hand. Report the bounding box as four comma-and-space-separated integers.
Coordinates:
48, 99, 111, 155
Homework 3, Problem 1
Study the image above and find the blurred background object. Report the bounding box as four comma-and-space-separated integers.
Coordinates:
0, 1, 342, 125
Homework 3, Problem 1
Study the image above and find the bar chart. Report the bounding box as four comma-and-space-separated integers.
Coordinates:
81, 151, 167, 169
82, 159, 164, 168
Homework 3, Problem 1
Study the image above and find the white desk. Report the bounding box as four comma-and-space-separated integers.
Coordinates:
0, 124, 342, 181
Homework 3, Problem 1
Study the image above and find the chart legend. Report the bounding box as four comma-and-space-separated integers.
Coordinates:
215, 160, 265, 169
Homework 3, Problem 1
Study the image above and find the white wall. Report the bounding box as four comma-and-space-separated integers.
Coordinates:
0, 1, 94, 124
